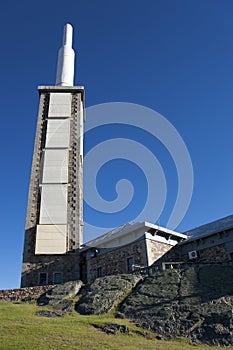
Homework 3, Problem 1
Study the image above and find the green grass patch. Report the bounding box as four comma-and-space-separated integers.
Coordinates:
0, 300, 231, 350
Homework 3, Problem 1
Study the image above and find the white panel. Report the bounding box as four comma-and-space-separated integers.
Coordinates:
39, 185, 67, 224
35, 224, 67, 254
48, 93, 71, 117
45, 119, 70, 148
42, 149, 68, 183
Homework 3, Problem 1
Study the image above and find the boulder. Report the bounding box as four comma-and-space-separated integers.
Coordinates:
120, 265, 233, 346
76, 274, 142, 315
37, 280, 83, 306
92, 323, 129, 335
35, 310, 62, 318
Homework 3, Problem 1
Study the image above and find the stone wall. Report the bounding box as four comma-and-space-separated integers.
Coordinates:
22, 92, 49, 261
198, 244, 227, 262
0, 285, 54, 302
68, 92, 83, 250
85, 237, 175, 283
176, 229, 233, 264
154, 236, 230, 266
21, 253, 80, 287
86, 238, 148, 283
146, 238, 175, 266
178, 242, 228, 263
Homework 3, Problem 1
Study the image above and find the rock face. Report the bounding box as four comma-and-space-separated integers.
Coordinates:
36, 281, 83, 318
37, 280, 83, 306
36, 300, 73, 318
36, 310, 63, 318
76, 274, 142, 315
3, 266, 233, 345
92, 324, 129, 335
120, 265, 233, 346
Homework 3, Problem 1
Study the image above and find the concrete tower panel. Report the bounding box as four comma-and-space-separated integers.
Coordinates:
35, 224, 67, 254
45, 119, 70, 148
42, 149, 68, 184
48, 93, 72, 117
39, 184, 68, 224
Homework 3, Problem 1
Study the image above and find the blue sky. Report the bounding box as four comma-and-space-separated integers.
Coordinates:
1, 0, 233, 289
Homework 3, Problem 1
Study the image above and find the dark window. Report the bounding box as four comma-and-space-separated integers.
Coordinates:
97, 267, 103, 278
39, 272, 47, 286
127, 257, 134, 272
53, 272, 62, 284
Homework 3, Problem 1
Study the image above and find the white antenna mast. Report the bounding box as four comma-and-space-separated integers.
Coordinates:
56, 23, 75, 86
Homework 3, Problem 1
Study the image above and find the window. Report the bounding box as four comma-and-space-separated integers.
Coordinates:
39, 272, 47, 286
127, 257, 134, 273
53, 272, 63, 284
97, 267, 103, 278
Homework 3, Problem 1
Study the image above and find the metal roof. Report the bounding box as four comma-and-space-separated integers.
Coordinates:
182, 214, 233, 243
81, 221, 186, 250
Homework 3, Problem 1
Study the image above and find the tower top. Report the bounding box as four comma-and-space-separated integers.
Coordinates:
56, 23, 75, 86
63, 23, 73, 46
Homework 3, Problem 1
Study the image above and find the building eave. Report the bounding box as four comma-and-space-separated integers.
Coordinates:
81, 221, 187, 251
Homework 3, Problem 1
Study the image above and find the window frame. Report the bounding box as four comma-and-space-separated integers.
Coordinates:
97, 266, 103, 278
38, 272, 48, 286
126, 256, 135, 273
53, 272, 63, 284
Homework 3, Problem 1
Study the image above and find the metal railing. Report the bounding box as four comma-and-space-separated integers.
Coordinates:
131, 260, 233, 276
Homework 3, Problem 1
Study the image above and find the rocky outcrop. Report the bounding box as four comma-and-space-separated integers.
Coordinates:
92, 324, 129, 335
36, 299, 73, 318
36, 281, 83, 318
3, 265, 233, 345
36, 310, 63, 318
120, 265, 233, 346
75, 274, 143, 315
37, 280, 83, 306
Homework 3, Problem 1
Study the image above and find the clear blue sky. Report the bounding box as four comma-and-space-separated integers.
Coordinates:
1, 0, 233, 289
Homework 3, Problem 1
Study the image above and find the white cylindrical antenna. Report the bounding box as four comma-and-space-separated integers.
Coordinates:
56, 23, 75, 86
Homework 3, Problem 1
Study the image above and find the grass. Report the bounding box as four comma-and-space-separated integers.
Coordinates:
0, 300, 232, 350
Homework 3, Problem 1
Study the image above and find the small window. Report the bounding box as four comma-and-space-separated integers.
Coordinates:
53, 272, 63, 284
97, 267, 103, 278
39, 272, 47, 286
127, 257, 134, 273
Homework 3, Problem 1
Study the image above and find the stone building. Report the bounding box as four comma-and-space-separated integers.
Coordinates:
178, 214, 233, 263
80, 222, 187, 283
153, 214, 233, 267
21, 24, 84, 287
